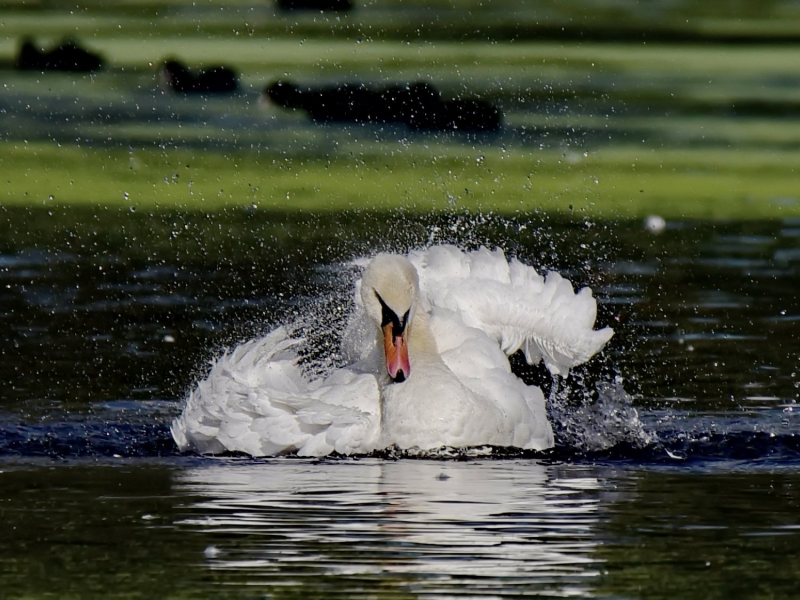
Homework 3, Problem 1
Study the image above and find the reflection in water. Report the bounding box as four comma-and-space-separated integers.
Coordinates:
174, 459, 604, 596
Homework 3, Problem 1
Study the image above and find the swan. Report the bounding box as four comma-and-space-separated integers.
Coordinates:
171, 245, 613, 456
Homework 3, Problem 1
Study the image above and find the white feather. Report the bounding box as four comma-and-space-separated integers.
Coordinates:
172, 245, 613, 456
171, 327, 381, 456
408, 245, 613, 376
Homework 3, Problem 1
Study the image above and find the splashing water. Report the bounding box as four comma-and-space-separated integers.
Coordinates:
244, 219, 637, 458
2, 211, 797, 465
549, 374, 654, 453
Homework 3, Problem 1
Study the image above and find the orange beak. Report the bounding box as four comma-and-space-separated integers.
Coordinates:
383, 322, 410, 382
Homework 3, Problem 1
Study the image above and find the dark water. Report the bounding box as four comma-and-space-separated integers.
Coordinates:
1, 207, 799, 598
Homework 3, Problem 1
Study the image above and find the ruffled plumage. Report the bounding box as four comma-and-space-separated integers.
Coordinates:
172, 245, 613, 456
171, 329, 381, 456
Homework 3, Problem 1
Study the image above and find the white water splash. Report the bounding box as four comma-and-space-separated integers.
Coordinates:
549, 375, 654, 453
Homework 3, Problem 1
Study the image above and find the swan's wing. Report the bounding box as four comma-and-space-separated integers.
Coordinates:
171, 327, 381, 457
409, 245, 613, 376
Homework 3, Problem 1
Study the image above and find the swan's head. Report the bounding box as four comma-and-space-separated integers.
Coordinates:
360, 254, 419, 383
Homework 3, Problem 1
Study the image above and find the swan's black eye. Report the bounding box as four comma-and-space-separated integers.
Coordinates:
375, 291, 406, 336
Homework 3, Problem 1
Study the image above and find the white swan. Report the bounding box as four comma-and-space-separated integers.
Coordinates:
171, 245, 613, 456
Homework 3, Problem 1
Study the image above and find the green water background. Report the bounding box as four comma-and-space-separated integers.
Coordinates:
2, 0, 800, 218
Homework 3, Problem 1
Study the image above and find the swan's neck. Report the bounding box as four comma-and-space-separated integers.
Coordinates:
406, 310, 440, 362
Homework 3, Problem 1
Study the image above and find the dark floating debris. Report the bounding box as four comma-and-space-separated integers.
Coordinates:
276, 0, 353, 11
160, 59, 239, 94
15, 37, 104, 72
263, 80, 502, 132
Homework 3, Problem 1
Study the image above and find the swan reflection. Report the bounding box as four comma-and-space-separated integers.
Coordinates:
174, 459, 603, 595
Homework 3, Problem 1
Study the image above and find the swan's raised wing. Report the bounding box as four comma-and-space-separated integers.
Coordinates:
171, 327, 381, 457
408, 245, 613, 376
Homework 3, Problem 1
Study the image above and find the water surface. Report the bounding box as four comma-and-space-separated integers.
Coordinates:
1, 209, 798, 597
